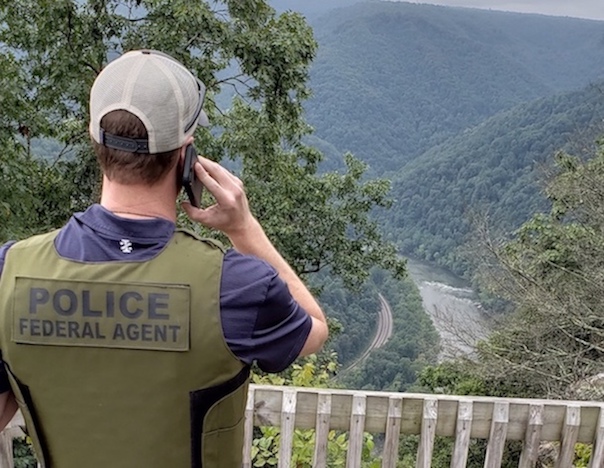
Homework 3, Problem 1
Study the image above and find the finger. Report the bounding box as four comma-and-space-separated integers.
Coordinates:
181, 200, 198, 218
192, 161, 227, 199
197, 156, 243, 189
194, 161, 244, 207
181, 200, 212, 224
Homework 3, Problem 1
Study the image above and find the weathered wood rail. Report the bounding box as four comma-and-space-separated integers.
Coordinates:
243, 384, 604, 468
0, 384, 603, 467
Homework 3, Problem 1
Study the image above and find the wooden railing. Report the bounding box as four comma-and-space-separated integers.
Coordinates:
0, 412, 29, 468
243, 384, 604, 468
1, 384, 603, 467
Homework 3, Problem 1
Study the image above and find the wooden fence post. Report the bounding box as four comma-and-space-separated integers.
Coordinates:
382, 396, 403, 468
346, 394, 367, 468
451, 400, 473, 468
278, 389, 297, 468
555, 405, 581, 468
484, 401, 509, 468
417, 398, 438, 468
589, 406, 604, 468
518, 404, 544, 468
313, 393, 332, 468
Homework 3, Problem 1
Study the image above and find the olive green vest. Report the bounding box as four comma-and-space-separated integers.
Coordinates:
0, 229, 249, 468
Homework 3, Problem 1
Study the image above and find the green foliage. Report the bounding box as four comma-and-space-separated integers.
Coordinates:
575, 444, 592, 468
418, 361, 486, 396
0, 0, 405, 288
318, 274, 381, 365
387, 85, 604, 275
0, 148, 90, 242
252, 353, 337, 388
306, 2, 604, 174
286, 1, 604, 277
235, 144, 405, 288
454, 141, 604, 400
13, 437, 36, 468
251, 354, 380, 467
337, 271, 439, 391
252, 427, 378, 468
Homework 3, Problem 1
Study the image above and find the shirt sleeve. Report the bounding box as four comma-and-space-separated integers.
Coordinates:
220, 249, 312, 373
0, 241, 16, 277
0, 241, 16, 393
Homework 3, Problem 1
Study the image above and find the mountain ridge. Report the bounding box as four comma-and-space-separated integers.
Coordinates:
386, 83, 604, 270
289, 1, 604, 271
304, 2, 604, 173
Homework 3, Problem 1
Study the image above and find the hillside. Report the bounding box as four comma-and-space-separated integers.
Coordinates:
271, 0, 361, 18
385, 83, 604, 271
304, 2, 604, 173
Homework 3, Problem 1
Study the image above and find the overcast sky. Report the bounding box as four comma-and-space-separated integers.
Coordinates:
406, 0, 604, 21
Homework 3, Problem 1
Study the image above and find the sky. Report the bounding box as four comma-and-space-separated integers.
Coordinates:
406, 0, 604, 21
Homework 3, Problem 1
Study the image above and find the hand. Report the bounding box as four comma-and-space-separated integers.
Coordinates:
181, 156, 328, 356
181, 156, 256, 237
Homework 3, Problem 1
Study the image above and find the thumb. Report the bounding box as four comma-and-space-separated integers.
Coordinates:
181, 201, 205, 223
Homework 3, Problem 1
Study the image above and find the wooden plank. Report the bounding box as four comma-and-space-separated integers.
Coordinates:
312, 393, 332, 468
346, 394, 367, 468
588, 406, 604, 468
0, 412, 26, 468
518, 404, 544, 468
484, 401, 509, 468
0, 429, 14, 468
451, 400, 473, 468
555, 405, 581, 468
242, 386, 256, 468
278, 389, 297, 468
382, 396, 403, 468
416, 398, 438, 468
249, 385, 603, 441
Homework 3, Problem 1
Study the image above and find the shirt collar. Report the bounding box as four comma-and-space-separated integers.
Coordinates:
74, 204, 175, 242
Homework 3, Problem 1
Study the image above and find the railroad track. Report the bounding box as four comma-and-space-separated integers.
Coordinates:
337, 293, 393, 376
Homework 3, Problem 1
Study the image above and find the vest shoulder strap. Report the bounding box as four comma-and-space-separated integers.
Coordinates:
175, 228, 227, 253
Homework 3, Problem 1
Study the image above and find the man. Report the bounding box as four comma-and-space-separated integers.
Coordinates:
0, 49, 328, 467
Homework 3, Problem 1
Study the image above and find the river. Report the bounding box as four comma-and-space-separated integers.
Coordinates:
406, 258, 491, 361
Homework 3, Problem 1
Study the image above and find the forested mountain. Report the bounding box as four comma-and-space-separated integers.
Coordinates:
386, 84, 604, 271
271, 0, 361, 18
270, 2, 604, 400
304, 2, 604, 173
267, 1, 604, 274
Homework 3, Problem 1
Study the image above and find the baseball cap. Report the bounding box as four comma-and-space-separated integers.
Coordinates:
89, 50, 209, 154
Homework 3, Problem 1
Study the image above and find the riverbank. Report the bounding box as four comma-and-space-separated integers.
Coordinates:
406, 258, 491, 360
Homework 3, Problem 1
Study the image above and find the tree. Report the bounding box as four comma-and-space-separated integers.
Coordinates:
471, 146, 604, 399
410, 145, 604, 467
2, 3, 406, 465
0, 0, 405, 289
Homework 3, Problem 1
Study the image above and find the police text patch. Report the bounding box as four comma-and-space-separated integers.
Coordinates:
12, 277, 190, 351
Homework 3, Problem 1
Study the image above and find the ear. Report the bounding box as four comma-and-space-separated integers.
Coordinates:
177, 136, 194, 167
181, 136, 195, 156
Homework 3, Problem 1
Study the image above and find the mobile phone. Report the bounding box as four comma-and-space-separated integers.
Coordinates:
182, 144, 203, 208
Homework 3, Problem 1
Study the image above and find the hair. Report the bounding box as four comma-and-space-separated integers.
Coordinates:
93, 110, 180, 185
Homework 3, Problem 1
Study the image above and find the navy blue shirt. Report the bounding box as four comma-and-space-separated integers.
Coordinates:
0, 205, 311, 387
